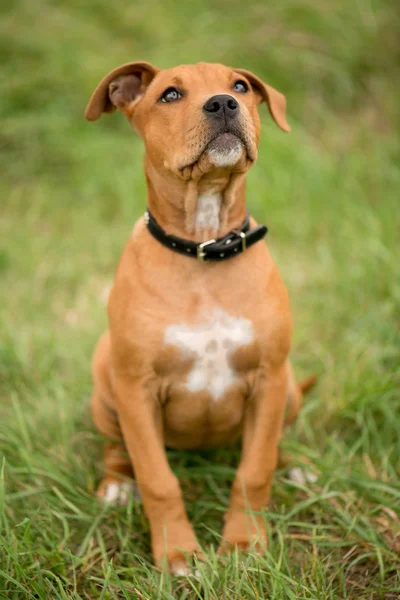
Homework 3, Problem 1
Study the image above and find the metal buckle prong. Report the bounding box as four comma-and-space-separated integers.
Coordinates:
197, 238, 216, 262
233, 229, 247, 252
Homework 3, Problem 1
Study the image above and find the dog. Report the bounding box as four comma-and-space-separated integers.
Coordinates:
85, 61, 315, 575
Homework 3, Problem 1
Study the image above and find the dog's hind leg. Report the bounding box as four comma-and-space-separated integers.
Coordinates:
91, 331, 140, 504
279, 361, 317, 481
284, 361, 316, 426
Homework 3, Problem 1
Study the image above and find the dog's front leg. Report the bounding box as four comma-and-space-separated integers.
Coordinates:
219, 364, 287, 553
115, 376, 201, 573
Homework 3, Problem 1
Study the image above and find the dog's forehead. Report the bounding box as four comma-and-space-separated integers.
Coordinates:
154, 63, 235, 89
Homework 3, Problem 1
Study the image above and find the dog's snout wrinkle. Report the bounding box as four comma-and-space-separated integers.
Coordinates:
203, 94, 239, 120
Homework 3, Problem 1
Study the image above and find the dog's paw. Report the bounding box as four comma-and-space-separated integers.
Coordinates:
218, 534, 267, 555
98, 480, 141, 505
170, 560, 201, 578
154, 541, 203, 576
168, 551, 203, 578
219, 513, 267, 555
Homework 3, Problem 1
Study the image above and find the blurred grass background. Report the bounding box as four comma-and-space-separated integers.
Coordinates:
1, 0, 399, 598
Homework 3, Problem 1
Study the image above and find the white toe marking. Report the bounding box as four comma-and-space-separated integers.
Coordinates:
288, 467, 318, 485
174, 565, 191, 577
104, 482, 120, 503
103, 481, 141, 504
165, 308, 254, 401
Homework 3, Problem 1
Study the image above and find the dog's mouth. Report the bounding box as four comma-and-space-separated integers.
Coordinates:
206, 132, 244, 167
179, 126, 255, 174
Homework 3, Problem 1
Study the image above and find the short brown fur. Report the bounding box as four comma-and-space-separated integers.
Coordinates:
86, 61, 312, 574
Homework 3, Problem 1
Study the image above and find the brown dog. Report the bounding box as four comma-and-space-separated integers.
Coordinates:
85, 61, 313, 574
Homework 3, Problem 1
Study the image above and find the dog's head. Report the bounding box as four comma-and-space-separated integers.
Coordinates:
85, 62, 290, 179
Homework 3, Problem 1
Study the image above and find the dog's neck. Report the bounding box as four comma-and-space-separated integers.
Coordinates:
144, 157, 248, 243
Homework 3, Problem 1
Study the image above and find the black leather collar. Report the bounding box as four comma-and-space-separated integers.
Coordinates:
144, 208, 268, 262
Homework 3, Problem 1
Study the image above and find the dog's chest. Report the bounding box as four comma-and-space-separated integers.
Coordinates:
163, 308, 254, 401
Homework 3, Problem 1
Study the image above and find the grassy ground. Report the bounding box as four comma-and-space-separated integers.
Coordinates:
1, 0, 400, 598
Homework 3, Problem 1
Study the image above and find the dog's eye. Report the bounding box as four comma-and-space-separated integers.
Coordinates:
232, 80, 249, 94
160, 87, 183, 103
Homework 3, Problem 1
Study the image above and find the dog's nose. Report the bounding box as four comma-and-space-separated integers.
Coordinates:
203, 94, 239, 118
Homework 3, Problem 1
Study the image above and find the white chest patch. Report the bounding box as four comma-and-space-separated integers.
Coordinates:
195, 192, 222, 232
164, 309, 254, 400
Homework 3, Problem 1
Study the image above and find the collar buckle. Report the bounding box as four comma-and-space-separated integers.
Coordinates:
197, 239, 216, 262
232, 229, 247, 252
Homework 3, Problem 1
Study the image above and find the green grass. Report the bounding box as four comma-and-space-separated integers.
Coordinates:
1, 0, 400, 597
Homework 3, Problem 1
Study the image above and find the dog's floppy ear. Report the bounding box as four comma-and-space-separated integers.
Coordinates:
234, 68, 290, 132
85, 61, 159, 121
